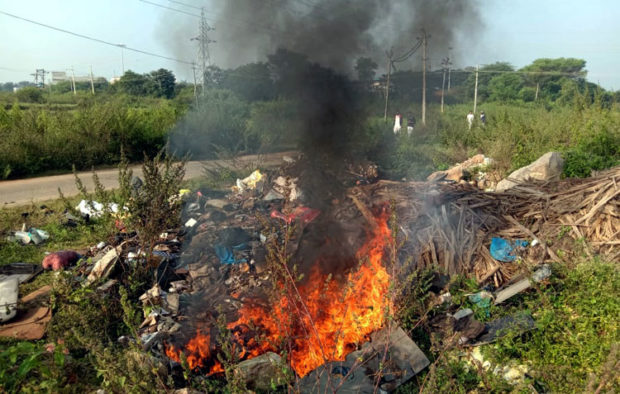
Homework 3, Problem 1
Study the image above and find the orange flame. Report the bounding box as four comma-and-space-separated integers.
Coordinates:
166, 210, 392, 378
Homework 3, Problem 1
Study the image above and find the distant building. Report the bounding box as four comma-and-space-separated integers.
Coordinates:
50, 71, 106, 84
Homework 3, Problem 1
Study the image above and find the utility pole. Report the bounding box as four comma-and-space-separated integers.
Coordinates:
420, 29, 428, 126
191, 62, 198, 106
535, 82, 539, 101
447, 47, 452, 91
440, 57, 451, 113
191, 8, 215, 95
71, 67, 76, 95
118, 44, 126, 75
89, 66, 95, 95
473, 64, 479, 114
383, 49, 393, 122
441, 60, 446, 113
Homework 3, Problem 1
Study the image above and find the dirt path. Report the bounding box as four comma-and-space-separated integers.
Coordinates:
0, 152, 295, 207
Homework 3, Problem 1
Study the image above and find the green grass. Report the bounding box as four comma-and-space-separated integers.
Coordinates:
0, 198, 114, 266
485, 258, 619, 392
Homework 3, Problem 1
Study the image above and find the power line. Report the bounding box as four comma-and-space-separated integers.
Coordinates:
167, 0, 202, 11
0, 10, 194, 65
139, 0, 200, 17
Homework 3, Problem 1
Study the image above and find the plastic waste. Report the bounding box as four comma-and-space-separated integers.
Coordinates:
76, 200, 121, 218
42, 251, 81, 271
490, 237, 529, 262
0, 277, 18, 322
270, 206, 321, 225
469, 291, 494, 317
234, 170, 263, 193
7, 228, 49, 245
214, 244, 247, 265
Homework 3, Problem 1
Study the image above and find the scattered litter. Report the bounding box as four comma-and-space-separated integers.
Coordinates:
468, 291, 494, 317
0, 263, 42, 284
214, 244, 247, 265
76, 199, 122, 218
494, 265, 552, 304
470, 312, 536, 346
270, 206, 320, 225
235, 352, 286, 392
7, 228, 50, 245
452, 308, 474, 320
490, 237, 529, 262
0, 286, 52, 340
96, 279, 118, 293
297, 326, 429, 393
234, 170, 264, 193
466, 347, 530, 385
0, 277, 19, 322
42, 250, 81, 271
273, 176, 302, 201
96, 241, 106, 249
139, 284, 163, 305
184, 218, 197, 227
86, 247, 119, 284
263, 189, 285, 201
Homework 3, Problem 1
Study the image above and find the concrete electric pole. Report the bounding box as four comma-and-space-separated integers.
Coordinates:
473, 64, 479, 114
90, 66, 95, 95
383, 49, 393, 122
420, 29, 428, 126
440, 57, 452, 113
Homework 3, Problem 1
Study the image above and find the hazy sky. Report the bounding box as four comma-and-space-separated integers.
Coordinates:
1, 0, 619, 89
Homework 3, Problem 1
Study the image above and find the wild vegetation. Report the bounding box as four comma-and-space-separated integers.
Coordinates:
1, 54, 618, 180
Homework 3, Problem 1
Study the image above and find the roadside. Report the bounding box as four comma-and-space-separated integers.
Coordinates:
0, 151, 296, 207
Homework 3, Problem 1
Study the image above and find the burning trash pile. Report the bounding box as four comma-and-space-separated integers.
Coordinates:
144, 156, 618, 391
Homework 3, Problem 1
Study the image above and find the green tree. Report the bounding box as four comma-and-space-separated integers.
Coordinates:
463, 62, 514, 101
221, 62, 275, 102
487, 73, 524, 101
355, 57, 378, 85
148, 69, 176, 99
118, 70, 149, 96
520, 58, 586, 101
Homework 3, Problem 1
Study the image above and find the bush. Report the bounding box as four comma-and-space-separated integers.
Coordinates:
169, 89, 251, 159
0, 96, 178, 178
563, 127, 620, 178
15, 87, 46, 103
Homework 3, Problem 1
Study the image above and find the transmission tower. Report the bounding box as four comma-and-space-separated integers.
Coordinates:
31, 68, 49, 87
191, 8, 215, 94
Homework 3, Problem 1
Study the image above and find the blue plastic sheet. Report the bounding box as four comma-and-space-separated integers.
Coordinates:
214, 244, 247, 265
490, 237, 528, 262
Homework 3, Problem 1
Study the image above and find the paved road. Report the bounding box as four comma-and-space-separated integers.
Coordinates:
0, 152, 295, 207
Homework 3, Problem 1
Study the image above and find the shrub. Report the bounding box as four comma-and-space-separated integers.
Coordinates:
169, 89, 251, 159
15, 87, 46, 103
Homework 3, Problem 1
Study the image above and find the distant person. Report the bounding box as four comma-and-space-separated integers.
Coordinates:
467, 110, 474, 130
480, 111, 486, 126
407, 113, 415, 136
393, 112, 402, 133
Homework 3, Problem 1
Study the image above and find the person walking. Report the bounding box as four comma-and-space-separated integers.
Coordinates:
393, 112, 402, 133
466, 110, 474, 130
480, 110, 486, 126
407, 113, 415, 136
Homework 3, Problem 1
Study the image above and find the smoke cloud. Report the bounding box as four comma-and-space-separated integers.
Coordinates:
161, 0, 483, 73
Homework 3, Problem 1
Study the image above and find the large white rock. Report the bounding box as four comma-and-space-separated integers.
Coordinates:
496, 152, 564, 192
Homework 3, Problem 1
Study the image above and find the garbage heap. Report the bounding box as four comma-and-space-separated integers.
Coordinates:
154, 159, 618, 391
